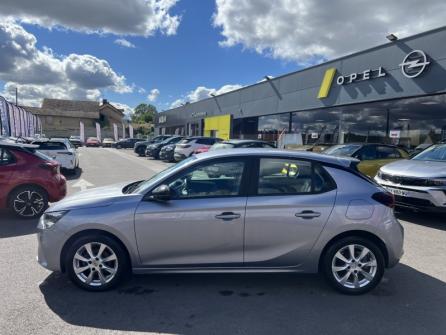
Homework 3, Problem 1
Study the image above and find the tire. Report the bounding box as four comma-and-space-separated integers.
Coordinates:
65, 234, 129, 291
8, 185, 48, 219
322, 236, 385, 295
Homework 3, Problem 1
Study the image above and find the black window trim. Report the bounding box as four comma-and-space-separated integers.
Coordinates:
144, 156, 253, 201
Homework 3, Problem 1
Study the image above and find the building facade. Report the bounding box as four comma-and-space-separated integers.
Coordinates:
155, 27, 446, 149
26, 98, 124, 137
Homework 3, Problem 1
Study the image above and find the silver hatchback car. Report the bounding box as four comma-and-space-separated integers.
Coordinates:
37, 149, 404, 294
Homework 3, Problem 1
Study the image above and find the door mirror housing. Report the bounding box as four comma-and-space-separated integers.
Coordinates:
150, 184, 171, 201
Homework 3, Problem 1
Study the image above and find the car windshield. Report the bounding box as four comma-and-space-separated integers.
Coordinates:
324, 144, 361, 157
412, 144, 446, 161
130, 156, 197, 194
210, 143, 235, 151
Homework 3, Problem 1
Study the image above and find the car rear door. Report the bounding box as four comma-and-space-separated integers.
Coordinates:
134, 158, 249, 266
244, 157, 337, 268
0, 148, 16, 203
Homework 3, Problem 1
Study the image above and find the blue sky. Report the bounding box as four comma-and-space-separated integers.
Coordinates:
16, 1, 297, 111
0, 0, 443, 113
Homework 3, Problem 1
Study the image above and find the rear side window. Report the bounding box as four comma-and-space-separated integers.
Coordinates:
196, 138, 211, 145
356, 146, 377, 160
0, 148, 14, 165
35, 142, 67, 150
256, 158, 336, 195
376, 146, 401, 159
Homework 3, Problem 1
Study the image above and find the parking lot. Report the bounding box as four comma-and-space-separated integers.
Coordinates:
1, 147, 445, 335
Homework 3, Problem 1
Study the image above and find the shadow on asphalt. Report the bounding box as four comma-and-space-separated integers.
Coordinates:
395, 210, 446, 232
39, 265, 446, 335
63, 167, 83, 181
0, 210, 38, 238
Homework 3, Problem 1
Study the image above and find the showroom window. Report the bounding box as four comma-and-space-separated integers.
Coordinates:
258, 113, 290, 143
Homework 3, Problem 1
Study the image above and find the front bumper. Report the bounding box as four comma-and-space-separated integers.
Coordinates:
375, 176, 446, 212
37, 227, 67, 272
145, 147, 160, 157
174, 152, 187, 161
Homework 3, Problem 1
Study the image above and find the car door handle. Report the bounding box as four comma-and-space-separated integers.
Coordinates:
295, 210, 321, 219
215, 212, 241, 221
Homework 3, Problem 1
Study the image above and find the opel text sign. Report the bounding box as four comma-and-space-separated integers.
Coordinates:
318, 49, 431, 99
399, 50, 430, 78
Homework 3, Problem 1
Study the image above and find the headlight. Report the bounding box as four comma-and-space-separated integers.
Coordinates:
426, 178, 446, 186
37, 210, 68, 229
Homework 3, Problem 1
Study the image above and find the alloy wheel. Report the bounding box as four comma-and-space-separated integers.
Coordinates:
72, 242, 119, 287
13, 190, 45, 217
331, 244, 377, 289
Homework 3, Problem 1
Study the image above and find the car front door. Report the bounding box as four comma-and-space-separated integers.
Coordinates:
134, 158, 249, 267
244, 157, 337, 268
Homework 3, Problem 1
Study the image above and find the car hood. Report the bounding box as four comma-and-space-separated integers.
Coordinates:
48, 182, 143, 211
380, 159, 446, 178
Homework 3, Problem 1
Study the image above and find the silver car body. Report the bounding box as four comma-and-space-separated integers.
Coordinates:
375, 159, 446, 211
37, 149, 403, 275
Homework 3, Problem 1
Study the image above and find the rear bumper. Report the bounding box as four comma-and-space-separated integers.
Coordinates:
47, 175, 67, 202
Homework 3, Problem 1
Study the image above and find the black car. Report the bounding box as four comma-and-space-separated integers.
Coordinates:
112, 138, 140, 149
133, 135, 172, 156
159, 143, 176, 162
210, 139, 276, 150
146, 136, 184, 159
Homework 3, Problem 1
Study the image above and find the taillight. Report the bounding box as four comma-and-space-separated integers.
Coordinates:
372, 192, 395, 208
39, 163, 59, 175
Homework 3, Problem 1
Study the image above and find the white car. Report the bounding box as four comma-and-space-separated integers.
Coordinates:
32, 138, 79, 173
174, 137, 222, 161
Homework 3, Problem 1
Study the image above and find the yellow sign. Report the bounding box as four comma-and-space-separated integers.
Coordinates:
317, 67, 336, 99
204, 114, 231, 140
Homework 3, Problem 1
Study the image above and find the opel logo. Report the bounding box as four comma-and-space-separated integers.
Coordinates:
399, 50, 430, 78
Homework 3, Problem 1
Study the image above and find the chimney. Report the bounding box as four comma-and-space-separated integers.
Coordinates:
102, 99, 108, 105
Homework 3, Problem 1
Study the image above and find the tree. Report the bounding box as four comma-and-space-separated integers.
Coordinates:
131, 103, 157, 123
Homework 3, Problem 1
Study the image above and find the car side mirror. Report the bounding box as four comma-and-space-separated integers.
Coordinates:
150, 184, 171, 201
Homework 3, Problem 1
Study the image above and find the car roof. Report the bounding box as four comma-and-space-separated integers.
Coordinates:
0, 141, 38, 149
221, 139, 269, 144
196, 148, 358, 168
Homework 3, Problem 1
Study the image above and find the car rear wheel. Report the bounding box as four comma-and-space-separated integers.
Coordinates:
322, 237, 385, 295
65, 234, 129, 291
8, 185, 48, 219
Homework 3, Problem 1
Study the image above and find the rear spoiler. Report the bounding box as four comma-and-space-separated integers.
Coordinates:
334, 157, 360, 170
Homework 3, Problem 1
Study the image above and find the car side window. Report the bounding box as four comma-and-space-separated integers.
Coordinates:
356, 146, 376, 160
377, 146, 401, 159
168, 160, 245, 199
257, 158, 313, 195
0, 148, 14, 165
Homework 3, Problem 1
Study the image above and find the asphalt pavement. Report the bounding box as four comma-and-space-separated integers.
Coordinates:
0, 147, 445, 335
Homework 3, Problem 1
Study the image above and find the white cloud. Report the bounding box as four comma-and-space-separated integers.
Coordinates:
0, 20, 132, 106
213, 0, 446, 63
169, 84, 242, 108
0, 0, 181, 37
111, 101, 134, 117
114, 38, 135, 48
148, 88, 160, 101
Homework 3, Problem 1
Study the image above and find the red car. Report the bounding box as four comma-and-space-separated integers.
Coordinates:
0, 142, 67, 218
193, 147, 210, 154
85, 137, 101, 147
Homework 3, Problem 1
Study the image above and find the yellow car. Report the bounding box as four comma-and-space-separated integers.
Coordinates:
324, 143, 409, 177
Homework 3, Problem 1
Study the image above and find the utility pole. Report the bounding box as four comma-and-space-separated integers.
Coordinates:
15, 87, 18, 106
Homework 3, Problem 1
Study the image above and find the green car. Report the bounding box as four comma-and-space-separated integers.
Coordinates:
324, 143, 409, 177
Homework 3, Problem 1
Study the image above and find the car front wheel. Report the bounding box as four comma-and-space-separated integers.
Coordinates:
322, 237, 385, 295
65, 234, 129, 291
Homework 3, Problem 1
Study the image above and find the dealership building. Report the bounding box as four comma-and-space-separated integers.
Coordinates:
155, 27, 446, 149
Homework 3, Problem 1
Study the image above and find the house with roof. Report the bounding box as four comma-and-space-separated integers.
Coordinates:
25, 98, 124, 137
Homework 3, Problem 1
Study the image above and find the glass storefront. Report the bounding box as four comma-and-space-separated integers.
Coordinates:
232, 93, 446, 149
